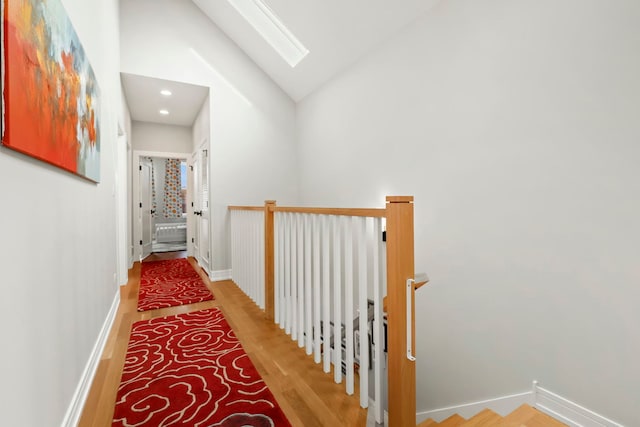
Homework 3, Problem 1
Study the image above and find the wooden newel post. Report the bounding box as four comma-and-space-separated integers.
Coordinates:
386, 196, 416, 427
264, 200, 276, 320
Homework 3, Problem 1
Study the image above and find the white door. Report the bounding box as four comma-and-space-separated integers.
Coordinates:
139, 159, 153, 260
199, 147, 210, 272
192, 146, 210, 272
191, 153, 200, 260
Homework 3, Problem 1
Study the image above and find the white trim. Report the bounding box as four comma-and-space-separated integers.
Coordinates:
132, 150, 190, 261
210, 269, 232, 282
416, 390, 532, 423
61, 291, 120, 427
415, 382, 625, 426
533, 381, 624, 427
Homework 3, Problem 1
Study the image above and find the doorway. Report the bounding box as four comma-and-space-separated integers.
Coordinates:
148, 156, 188, 253
133, 150, 190, 261
190, 142, 210, 273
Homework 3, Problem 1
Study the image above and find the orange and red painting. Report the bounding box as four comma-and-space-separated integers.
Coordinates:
1, 0, 100, 182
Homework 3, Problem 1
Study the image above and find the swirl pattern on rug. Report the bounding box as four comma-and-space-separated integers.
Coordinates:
137, 258, 214, 311
112, 308, 291, 427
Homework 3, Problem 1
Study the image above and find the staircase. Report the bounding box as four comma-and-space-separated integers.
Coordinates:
418, 404, 567, 427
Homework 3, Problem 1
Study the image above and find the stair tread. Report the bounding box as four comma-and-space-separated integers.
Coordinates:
461, 408, 504, 427
439, 413, 466, 426
503, 404, 568, 427
419, 404, 567, 427
417, 418, 438, 427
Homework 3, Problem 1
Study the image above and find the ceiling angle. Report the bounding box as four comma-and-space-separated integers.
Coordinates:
227, 0, 309, 67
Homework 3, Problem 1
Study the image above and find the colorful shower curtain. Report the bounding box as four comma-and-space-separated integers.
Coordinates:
149, 157, 157, 218
163, 159, 184, 218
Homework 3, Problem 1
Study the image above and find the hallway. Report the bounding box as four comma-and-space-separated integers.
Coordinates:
78, 252, 368, 426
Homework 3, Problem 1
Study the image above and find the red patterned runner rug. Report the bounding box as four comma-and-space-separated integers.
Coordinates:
112, 308, 291, 427
137, 258, 214, 311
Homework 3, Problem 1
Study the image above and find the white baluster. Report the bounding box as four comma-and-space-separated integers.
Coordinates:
257, 211, 263, 306
358, 216, 369, 408
345, 216, 355, 395
297, 213, 305, 348
313, 215, 321, 364
274, 213, 280, 324
277, 212, 285, 328
246, 212, 251, 298
242, 212, 251, 297
259, 211, 265, 309
284, 213, 291, 335
254, 212, 258, 301
291, 213, 298, 341
238, 212, 244, 293
373, 217, 384, 423
322, 215, 331, 373
230, 212, 235, 285
249, 211, 253, 298
333, 215, 342, 384
304, 214, 313, 355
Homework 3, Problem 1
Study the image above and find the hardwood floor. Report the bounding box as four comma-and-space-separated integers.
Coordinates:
418, 404, 568, 427
78, 252, 368, 427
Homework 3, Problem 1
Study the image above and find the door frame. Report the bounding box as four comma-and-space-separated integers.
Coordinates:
191, 140, 211, 273
132, 150, 190, 262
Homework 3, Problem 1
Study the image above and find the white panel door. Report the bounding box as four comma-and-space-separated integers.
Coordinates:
192, 153, 200, 261
139, 159, 153, 260
198, 147, 210, 272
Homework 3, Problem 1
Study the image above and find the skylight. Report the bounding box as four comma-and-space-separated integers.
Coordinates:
227, 0, 309, 67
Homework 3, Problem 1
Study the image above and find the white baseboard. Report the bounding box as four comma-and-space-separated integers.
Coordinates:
416, 390, 532, 423
533, 381, 624, 427
61, 291, 120, 427
416, 382, 624, 426
211, 269, 232, 282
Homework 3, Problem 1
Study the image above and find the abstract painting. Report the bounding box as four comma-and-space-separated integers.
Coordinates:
1, 0, 101, 182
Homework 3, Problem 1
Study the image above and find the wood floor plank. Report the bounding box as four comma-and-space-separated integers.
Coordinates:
78, 253, 367, 427
462, 409, 505, 427
439, 413, 466, 426
504, 404, 568, 427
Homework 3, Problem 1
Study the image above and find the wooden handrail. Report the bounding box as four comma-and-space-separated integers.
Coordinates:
228, 205, 263, 211
230, 204, 385, 217
272, 206, 386, 218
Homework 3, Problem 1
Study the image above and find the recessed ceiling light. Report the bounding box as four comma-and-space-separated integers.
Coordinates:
227, 0, 309, 67
160, 89, 172, 96
159, 109, 169, 115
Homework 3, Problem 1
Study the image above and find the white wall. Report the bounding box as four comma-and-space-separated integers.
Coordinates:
0, 0, 121, 424
193, 93, 210, 152
131, 121, 192, 153
296, 1, 640, 425
118, 81, 132, 279
120, 82, 134, 267
120, 0, 299, 272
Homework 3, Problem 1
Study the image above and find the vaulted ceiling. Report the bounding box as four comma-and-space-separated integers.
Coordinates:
122, 0, 441, 126
192, 0, 441, 101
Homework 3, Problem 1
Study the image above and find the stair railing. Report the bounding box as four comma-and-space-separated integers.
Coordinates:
228, 205, 265, 308
229, 197, 418, 426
